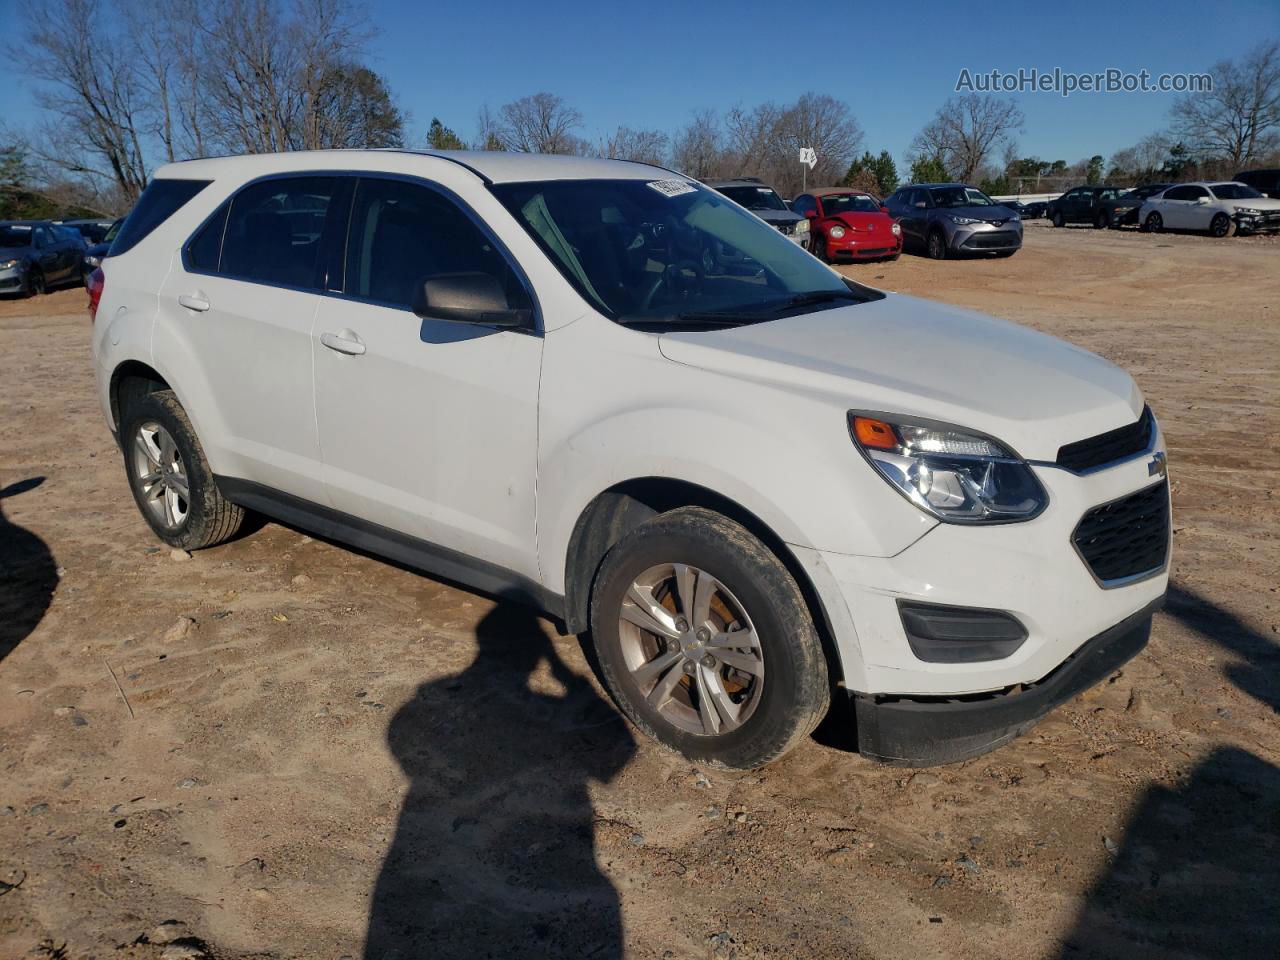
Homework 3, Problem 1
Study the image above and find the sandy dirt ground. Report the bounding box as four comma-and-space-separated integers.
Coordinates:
0, 222, 1277, 960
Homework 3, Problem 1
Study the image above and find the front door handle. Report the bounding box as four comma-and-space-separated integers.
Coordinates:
178, 293, 210, 312
320, 330, 366, 356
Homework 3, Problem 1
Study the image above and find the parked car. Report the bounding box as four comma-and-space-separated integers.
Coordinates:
703, 178, 808, 245
884, 183, 1023, 258
1099, 183, 1173, 228
0, 220, 89, 296
83, 217, 124, 271
58, 218, 117, 245
790, 188, 902, 262
1022, 200, 1048, 219
1046, 185, 1128, 227
1233, 168, 1280, 199
91, 151, 1168, 769
1000, 199, 1029, 216
1139, 181, 1280, 236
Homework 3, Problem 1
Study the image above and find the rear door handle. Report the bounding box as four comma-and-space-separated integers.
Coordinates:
178, 293, 210, 312
320, 330, 366, 356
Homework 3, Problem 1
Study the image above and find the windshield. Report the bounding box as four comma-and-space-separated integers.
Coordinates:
492, 178, 866, 325
1127, 184, 1168, 200
0, 225, 34, 248
930, 186, 996, 208
1209, 182, 1262, 200
716, 185, 788, 212
821, 193, 882, 215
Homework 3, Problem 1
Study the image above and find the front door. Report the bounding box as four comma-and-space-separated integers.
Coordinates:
313, 176, 543, 580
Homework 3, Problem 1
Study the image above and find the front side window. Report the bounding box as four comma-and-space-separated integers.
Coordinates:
820, 193, 882, 215
493, 178, 873, 325
1208, 182, 1262, 200
715, 185, 788, 212
345, 177, 529, 312
220, 176, 341, 289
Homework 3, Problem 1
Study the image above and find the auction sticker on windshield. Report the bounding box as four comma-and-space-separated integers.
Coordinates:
647, 179, 697, 198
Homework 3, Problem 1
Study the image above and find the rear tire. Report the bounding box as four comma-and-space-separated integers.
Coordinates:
589, 506, 830, 770
120, 390, 245, 550
1144, 211, 1163, 233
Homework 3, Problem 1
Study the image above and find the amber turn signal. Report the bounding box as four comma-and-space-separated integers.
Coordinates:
850, 415, 899, 451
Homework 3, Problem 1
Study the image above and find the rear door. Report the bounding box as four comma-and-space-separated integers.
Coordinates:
901, 188, 930, 244
312, 175, 543, 579
157, 174, 348, 504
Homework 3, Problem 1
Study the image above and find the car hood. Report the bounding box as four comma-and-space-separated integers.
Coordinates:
1224, 196, 1280, 210
656, 293, 1142, 461
750, 208, 804, 226
828, 212, 895, 230
936, 205, 1018, 222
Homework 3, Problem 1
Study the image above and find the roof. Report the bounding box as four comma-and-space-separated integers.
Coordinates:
703, 177, 768, 188
158, 149, 678, 185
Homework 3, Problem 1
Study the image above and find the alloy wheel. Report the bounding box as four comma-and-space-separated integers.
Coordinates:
1210, 214, 1231, 238
1146, 212, 1163, 232
617, 562, 764, 736
132, 421, 190, 529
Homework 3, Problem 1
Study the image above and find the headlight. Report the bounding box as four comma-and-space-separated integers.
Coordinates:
84, 255, 102, 267
794, 219, 810, 236
950, 216, 980, 225
828, 225, 846, 239
848, 413, 1048, 523
0, 259, 18, 270
1235, 207, 1262, 216
891, 222, 902, 236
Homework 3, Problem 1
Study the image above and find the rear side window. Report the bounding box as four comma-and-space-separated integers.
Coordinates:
110, 179, 210, 256
344, 177, 529, 311
186, 203, 229, 272
220, 177, 342, 289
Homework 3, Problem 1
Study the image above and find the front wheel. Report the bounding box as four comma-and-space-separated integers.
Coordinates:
926, 229, 948, 260
589, 507, 830, 769
811, 235, 829, 263
1051, 210, 1065, 228
1144, 211, 1163, 233
1210, 213, 1235, 238
26, 268, 46, 297
1095, 211, 1109, 229
120, 389, 245, 550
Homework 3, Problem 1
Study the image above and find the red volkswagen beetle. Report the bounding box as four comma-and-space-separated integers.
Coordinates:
792, 188, 902, 263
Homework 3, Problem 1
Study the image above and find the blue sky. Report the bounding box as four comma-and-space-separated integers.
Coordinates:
4, 0, 1278, 170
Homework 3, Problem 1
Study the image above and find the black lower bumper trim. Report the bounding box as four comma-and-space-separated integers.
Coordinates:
852, 596, 1163, 767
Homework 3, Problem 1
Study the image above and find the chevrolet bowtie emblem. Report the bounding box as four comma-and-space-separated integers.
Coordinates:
1148, 451, 1168, 479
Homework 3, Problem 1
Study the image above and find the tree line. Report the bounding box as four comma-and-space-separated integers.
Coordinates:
2, 2, 1277, 218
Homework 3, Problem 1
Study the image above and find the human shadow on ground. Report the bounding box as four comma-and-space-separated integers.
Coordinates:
0, 477, 57, 663
364, 603, 636, 960
1058, 745, 1280, 958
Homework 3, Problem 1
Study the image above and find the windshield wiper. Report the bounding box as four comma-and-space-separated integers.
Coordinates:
779, 289, 864, 310
616, 311, 762, 327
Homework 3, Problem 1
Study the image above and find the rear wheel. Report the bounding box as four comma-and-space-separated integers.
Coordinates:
120, 390, 245, 550
1095, 211, 1109, 229
1210, 213, 1235, 238
589, 507, 830, 769
1144, 211, 1163, 233
926, 228, 948, 260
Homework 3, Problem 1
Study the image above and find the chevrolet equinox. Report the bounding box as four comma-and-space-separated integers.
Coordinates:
90, 151, 1170, 769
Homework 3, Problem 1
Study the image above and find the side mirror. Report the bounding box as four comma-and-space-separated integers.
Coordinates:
1195, 196, 1210, 204
412, 272, 531, 328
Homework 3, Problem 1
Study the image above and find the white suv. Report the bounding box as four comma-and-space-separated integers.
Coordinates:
90, 151, 1170, 769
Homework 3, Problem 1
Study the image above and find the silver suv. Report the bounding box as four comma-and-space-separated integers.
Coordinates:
884, 183, 1023, 259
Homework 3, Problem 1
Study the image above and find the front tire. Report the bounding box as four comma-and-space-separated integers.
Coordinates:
589, 507, 830, 769
1210, 213, 1235, 238
1051, 210, 1065, 228
26, 268, 46, 297
120, 390, 245, 550
812, 235, 829, 263
926, 228, 948, 260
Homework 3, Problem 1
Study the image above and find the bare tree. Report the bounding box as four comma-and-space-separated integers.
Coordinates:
1171, 40, 1280, 168
774, 93, 863, 194
16, 0, 150, 200
671, 109, 727, 179
599, 127, 668, 165
476, 105, 504, 150
723, 102, 787, 177
496, 93, 584, 154
910, 94, 1024, 183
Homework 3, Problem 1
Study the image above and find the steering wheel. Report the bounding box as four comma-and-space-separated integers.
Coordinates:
640, 259, 705, 311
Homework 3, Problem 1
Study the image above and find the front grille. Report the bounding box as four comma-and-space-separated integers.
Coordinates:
964, 231, 1019, 249
1072, 481, 1170, 584
1057, 406, 1152, 472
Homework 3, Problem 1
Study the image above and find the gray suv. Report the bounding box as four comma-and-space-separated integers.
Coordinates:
703, 178, 809, 245
884, 183, 1022, 259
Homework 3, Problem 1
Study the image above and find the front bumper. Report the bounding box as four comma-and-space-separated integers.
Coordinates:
824, 233, 902, 260
0, 265, 26, 292
951, 223, 1023, 252
851, 596, 1161, 765
1234, 211, 1280, 233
